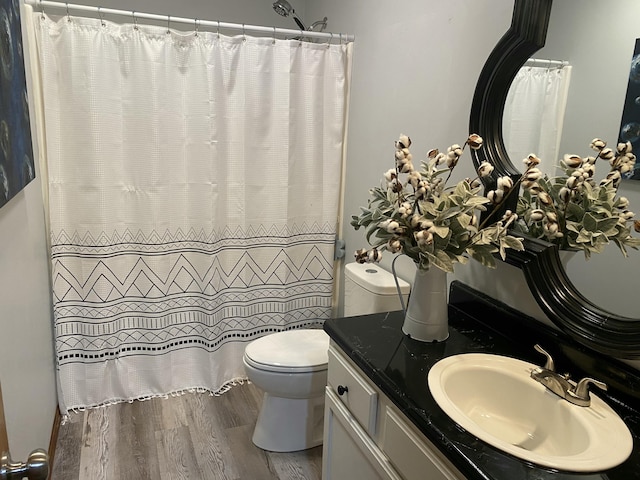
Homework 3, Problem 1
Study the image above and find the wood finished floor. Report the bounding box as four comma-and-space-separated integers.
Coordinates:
50, 382, 322, 480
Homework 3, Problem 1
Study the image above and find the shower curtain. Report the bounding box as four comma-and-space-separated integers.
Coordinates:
503, 65, 572, 170
30, 10, 352, 414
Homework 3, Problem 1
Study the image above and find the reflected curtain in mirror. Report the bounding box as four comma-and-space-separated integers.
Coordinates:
503, 64, 572, 167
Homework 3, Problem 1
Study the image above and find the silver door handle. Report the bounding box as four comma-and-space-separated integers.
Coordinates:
0, 449, 49, 480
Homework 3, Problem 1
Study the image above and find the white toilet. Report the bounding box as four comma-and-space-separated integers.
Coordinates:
243, 262, 410, 452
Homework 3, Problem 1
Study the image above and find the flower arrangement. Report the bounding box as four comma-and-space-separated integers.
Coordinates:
513, 139, 640, 258
351, 134, 525, 273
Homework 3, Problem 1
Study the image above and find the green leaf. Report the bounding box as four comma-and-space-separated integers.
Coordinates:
582, 213, 598, 232
595, 216, 619, 233
422, 251, 454, 273
421, 201, 438, 216
432, 225, 450, 239
464, 196, 491, 208
467, 246, 497, 269
502, 235, 525, 251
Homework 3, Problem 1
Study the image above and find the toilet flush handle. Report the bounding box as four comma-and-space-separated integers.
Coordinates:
337, 385, 348, 396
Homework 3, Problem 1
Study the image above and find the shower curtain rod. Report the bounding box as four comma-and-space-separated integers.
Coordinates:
25, 0, 355, 42
525, 58, 569, 68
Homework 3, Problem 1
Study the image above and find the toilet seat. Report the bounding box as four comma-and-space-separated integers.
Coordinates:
244, 329, 329, 374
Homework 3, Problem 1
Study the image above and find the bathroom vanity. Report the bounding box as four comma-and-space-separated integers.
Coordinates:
322, 281, 640, 480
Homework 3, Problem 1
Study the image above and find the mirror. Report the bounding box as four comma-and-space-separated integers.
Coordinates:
469, 0, 640, 359
502, 0, 640, 319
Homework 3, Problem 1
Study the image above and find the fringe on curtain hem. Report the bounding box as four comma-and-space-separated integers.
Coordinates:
60, 376, 250, 424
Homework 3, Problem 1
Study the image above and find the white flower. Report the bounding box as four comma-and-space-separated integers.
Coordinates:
468, 177, 481, 189
477, 161, 494, 177
355, 248, 382, 264
601, 170, 621, 188
434, 152, 447, 166
379, 219, 401, 233
599, 148, 615, 160
395, 134, 411, 149
563, 154, 583, 168
543, 222, 563, 238
537, 191, 553, 206
565, 175, 581, 189
590, 138, 606, 150
524, 168, 542, 181
467, 134, 483, 150
501, 210, 518, 228
384, 168, 396, 181
617, 197, 630, 209
617, 141, 632, 155
398, 202, 413, 218
558, 187, 571, 203
487, 189, 504, 204
448, 144, 463, 157
414, 230, 433, 246
523, 154, 541, 167
407, 170, 421, 188
529, 209, 545, 222
497, 176, 513, 192
387, 238, 403, 253
621, 210, 635, 220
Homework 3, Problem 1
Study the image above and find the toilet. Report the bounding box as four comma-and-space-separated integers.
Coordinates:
243, 262, 410, 452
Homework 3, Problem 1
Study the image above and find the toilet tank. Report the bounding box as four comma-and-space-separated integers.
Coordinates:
344, 262, 410, 317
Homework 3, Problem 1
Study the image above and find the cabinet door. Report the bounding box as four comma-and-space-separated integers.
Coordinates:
322, 387, 401, 480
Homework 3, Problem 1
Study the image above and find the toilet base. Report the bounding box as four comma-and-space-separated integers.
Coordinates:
252, 392, 325, 452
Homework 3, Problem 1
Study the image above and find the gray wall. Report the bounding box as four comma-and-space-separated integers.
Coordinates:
306, 0, 515, 304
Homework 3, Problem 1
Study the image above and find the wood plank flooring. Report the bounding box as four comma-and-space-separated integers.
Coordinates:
50, 382, 322, 480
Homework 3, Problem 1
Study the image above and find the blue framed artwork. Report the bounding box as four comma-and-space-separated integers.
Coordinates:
619, 38, 640, 181
0, 0, 35, 208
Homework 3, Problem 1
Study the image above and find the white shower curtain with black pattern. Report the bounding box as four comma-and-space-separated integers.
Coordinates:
31, 10, 352, 414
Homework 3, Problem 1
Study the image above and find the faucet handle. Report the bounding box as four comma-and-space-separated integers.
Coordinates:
572, 377, 608, 401
533, 344, 555, 372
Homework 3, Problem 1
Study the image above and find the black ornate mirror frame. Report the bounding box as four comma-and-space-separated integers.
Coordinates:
469, 0, 640, 359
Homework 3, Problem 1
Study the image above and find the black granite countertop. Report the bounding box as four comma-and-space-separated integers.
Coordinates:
323, 281, 640, 480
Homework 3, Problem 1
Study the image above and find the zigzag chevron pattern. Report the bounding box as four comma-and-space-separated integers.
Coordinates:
52, 225, 336, 365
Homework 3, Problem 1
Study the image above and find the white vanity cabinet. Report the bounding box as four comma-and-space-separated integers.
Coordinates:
322, 343, 466, 480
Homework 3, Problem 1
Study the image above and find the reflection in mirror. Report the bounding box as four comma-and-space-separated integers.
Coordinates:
470, 0, 640, 358
502, 0, 640, 318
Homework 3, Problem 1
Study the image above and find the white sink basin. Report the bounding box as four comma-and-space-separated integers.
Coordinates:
428, 353, 633, 472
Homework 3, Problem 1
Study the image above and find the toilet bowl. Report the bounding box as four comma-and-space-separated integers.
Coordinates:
244, 262, 410, 452
243, 328, 330, 452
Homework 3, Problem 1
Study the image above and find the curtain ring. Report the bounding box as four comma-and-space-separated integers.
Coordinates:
97, 6, 105, 27
66, 3, 70, 22
339, 33, 343, 45
132, 11, 138, 30
166, 15, 171, 35
272, 26, 276, 45
39, 0, 45, 20
217, 21, 220, 39
242, 23, 246, 42
327, 32, 333, 48
299, 29, 303, 46
194, 18, 199, 37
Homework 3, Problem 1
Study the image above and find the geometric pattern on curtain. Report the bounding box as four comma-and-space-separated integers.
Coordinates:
34, 13, 352, 413
52, 225, 335, 364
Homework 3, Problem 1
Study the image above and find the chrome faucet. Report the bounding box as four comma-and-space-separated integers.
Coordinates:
530, 344, 607, 407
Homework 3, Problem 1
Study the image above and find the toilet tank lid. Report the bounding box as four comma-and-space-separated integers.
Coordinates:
345, 262, 410, 295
